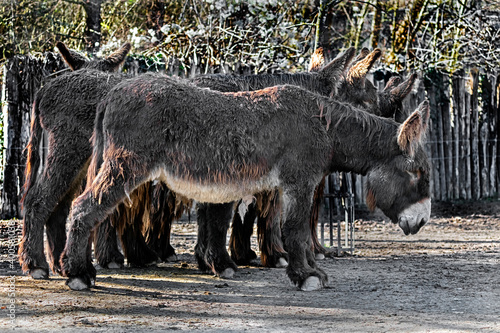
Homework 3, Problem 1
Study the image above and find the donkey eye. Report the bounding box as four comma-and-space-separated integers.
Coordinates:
406, 170, 420, 181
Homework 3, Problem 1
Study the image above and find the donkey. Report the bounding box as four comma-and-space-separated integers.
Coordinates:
119, 47, 360, 276
19, 42, 356, 279
195, 48, 419, 268
60, 73, 431, 291
18, 42, 134, 279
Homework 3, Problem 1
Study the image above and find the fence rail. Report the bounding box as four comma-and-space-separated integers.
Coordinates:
1, 53, 499, 218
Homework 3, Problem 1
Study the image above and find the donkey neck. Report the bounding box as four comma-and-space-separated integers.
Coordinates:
322, 99, 401, 175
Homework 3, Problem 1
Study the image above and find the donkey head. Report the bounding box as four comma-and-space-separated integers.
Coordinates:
366, 100, 431, 235
377, 73, 418, 122
315, 47, 356, 97
56, 42, 131, 72
337, 48, 382, 108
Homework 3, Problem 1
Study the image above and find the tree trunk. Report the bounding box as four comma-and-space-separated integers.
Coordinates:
83, 0, 103, 54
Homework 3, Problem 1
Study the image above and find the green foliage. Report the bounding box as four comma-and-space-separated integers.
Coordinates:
0, 0, 499, 74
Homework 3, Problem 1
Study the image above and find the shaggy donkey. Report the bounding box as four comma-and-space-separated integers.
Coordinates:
60, 74, 431, 291
18, 42, 133, 279
18, 43, 355, 279
192, 48, 418, 269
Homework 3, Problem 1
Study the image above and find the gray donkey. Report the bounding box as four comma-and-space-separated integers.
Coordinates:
60, 73, 431, 291
18, 43, 355, 279
223, 49, 418, 266
18, 42, 133, 279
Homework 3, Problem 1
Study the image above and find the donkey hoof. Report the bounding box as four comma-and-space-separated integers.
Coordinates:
315, 253, 326, 260
106, 261, 122, 269
165, 254, 178, 262
276, 258, 288, 268
67, 277, 90, 291
30, 268, 49, 280
300, 276, 323, 291
219, 268, 235, 279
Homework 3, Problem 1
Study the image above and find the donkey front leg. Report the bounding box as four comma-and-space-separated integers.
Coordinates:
62, 170, 144, 290
195, 202, 238, 278
282, 186, 328, 291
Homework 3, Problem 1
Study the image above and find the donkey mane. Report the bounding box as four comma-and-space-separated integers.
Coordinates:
194, 72, 327, 95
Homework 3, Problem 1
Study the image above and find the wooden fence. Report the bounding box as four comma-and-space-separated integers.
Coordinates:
1, 53, 499, 218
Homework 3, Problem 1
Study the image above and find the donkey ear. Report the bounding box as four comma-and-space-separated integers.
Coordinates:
56, 41, 88, 70
345, 48, 382, 88
397, 100, 430, 156
309, 47, 325, 72
352, 47, 370, 63
104, 42, 132, 69
390, 73, 417, 102
383, 75, 402, 92
319, 46, 356, 90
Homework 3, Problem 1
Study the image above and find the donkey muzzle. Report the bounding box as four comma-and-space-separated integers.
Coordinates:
397, 198, 431, 235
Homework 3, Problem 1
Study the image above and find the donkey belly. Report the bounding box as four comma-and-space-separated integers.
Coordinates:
149, 167, 280, 203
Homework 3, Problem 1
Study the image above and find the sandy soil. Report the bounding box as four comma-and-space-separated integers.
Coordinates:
1, 200, 499, 332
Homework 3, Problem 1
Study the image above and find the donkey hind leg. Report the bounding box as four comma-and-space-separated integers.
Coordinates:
45, 192, 73, 276
18, 183, 51, 278
120, 203, 160, 268
93, 217, 124, 269
196, 202, 238, 278
195, 203, 210, 272
257, 191, 288, 268
62, 171, 147, 290
146, 182, 177, 262
19, 141, 91, 279
229, 201, 258, 265
310, 177, 327, 260
282, 186, 328, 291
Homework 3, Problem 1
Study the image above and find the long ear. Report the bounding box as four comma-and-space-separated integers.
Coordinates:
352, 47, 370, 63
397, 100, 430, 156
309, 47, 325, 72
390, 73, 417, 102
104, 43, 132, 69
345, 48, 382, 88
318, 47, 356, 94
383, 75, 402, 92
56, 41, 88, 70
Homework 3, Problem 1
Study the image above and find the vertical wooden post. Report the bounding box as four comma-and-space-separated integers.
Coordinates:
470, 69, 480, 199
441, 74, 452, 200
1, 57, 21, 218
451, 73, 460, 199
479, 74, 490, 198
463, 70, 472, 199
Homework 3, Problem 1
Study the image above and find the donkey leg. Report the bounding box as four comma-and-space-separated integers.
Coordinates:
194, 203, 211, 272
146, 183, 177, 262
45, 192, 73, 275
18, 183, 52, 279
282, 186, 328, 291
93, 217, 124, 269
229, 201, 258, 265
62, 163, 147, 290
310, 178, 327, 259
20, 139, 91, 279
196, 202, 238, 278
257, 192, 288, 268
121, 211, 160, 268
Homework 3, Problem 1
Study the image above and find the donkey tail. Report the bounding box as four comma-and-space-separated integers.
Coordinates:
21, 94, 43, 209
87, 102, 107, 186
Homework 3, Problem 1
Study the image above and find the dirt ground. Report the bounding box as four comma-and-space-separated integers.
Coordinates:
1, 199, 499, 332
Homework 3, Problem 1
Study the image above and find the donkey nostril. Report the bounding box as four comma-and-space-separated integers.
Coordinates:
419, 218, 427, 228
